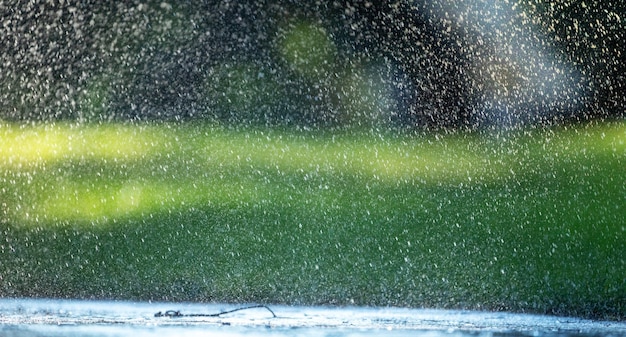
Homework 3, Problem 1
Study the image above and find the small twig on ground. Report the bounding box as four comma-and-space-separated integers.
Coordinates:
154, 304, 277, 318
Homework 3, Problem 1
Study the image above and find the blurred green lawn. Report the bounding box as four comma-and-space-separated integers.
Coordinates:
1, 121, 624, 319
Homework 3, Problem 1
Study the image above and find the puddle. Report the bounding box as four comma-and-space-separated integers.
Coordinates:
0, 299, 624, 336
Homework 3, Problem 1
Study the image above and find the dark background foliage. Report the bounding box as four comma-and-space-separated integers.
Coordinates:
1, 0, 624, 128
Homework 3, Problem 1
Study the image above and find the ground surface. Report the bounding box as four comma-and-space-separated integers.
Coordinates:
1, 299, 625, 336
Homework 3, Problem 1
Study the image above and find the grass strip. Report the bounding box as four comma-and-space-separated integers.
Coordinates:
1, 121, 624, 319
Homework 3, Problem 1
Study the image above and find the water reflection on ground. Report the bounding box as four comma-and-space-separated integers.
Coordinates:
0, 299, 624, 337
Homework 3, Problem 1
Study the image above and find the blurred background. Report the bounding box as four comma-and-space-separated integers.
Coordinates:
1, 0, 624, 129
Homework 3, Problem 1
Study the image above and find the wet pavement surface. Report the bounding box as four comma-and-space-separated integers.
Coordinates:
0, 299, 624, 336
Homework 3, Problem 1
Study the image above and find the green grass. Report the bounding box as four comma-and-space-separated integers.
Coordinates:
1, 121, 624, 320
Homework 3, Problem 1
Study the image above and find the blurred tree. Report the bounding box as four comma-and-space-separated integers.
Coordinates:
0, 0, 623, 127
523, 0, 626, 119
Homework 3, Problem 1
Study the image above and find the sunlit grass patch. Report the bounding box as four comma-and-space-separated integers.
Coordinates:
0, 122, 168, 223
2, 122, 624, 225
195, 129, 504, 185
0, 123, 163, 167
19, 176, 252, 224
340, 138, 497, 183
35, 179, 148, 221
